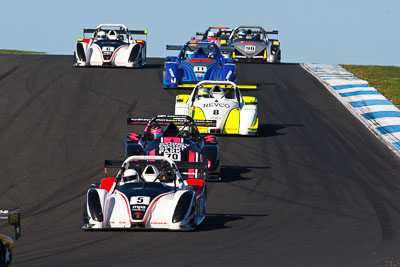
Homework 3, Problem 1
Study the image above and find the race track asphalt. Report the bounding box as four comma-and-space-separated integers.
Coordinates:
0, 54, 400, 266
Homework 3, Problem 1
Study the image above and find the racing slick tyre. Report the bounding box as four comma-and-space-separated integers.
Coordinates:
0, 243, 5, 267
209, 159, 221, 181
189, 201, 197, 230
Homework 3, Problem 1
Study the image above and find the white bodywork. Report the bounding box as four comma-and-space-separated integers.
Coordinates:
175, 81, 258, 135
83, 156, 206, 231
74, 24, 146, 68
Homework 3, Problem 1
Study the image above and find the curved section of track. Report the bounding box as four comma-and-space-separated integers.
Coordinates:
0, 54, 400, 266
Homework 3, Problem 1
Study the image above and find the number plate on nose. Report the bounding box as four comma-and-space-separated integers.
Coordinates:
102, 46, 115, 52
130, 196, 150, 205
245, 45, 256, 52
194, 66, 207, 72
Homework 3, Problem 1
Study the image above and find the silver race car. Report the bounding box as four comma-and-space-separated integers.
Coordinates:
74, 24, 147, 68
83, 155, 207, 231
228, 26, 281, 63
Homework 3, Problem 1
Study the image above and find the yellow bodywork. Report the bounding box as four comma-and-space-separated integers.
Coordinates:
242, 96, 258, 104
176, 94, 190, 103
178, 84, 257, 90
223, 108, 240, 134
248, 117, 259, 133
190, 107, 208, 133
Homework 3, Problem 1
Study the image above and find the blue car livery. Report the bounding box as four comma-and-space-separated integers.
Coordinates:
163, 41, 236, 89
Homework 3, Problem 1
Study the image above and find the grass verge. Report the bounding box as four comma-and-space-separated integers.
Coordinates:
0, 49, 44, 54
341, 64, 400, 108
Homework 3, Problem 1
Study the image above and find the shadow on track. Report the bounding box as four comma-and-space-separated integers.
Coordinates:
199, 213, 268, 231
142, 63, 163, 69
258, 123, 303, 137
220, 165, 270, 183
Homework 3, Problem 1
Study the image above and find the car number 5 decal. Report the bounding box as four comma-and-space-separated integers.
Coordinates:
130, 196, 150, 205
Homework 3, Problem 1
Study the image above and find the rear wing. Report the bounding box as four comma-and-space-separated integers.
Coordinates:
0, 208, 21, 240
127, 115, 216, 127
83, 28, 147, 35
129, 30, 147, 35
83, 28, 96, 33
166, 45, 184, 51
105, 159, 208, 170
219, 46, 234, 52
266, 30, 278, 35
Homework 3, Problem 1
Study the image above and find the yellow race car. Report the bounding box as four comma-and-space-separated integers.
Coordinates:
0, 208, 21, 267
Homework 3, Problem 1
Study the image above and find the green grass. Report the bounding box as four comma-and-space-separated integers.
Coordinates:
341, 64, 400, 108
0, 49, 44, 54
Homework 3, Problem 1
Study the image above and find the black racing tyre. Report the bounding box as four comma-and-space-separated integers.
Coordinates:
189, 200, 197, 229
0, 243, 5, 267
209, 159, 221, 181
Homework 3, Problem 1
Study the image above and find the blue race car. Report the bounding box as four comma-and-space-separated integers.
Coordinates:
163, 41, 236, 89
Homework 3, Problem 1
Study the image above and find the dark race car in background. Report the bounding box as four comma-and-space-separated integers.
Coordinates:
125, 115, 220, 180
74, 24, 147, 68
195, 26, 232, 47
162, 41, 235, 89
228, 26, 281, 63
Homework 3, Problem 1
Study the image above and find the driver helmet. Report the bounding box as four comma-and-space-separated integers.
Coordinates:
207, 31, 215, 38
107, 30, 118, 40
238, 29, 246, 39
124, 169, 139, 183
96, 31, 106, 40
185, 50, 195, 59
151, 126, 163, 139
246, 30, 253, 40
198, 87, 210, 98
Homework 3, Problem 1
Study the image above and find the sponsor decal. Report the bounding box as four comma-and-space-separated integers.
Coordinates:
128, 133, 140, 141
203, 103, 230, 108
151, 222, 168, 224
188, 58, 213, 63
168, 68, 176, 83
226, 70, 232, 80
131, 205, 147, 211
159, 142, 189, 161
204, 135, 216, 142
102, 46, 115, 56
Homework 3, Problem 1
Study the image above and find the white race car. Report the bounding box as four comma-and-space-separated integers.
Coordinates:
83, 155, 207, 231
74, 24, 147, 68
175, 81, 258, 135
